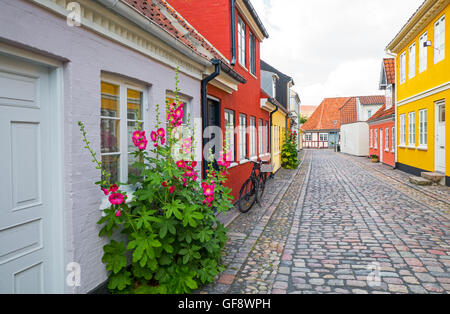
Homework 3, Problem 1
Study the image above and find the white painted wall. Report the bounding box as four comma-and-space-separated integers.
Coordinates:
340, 122, 369, 156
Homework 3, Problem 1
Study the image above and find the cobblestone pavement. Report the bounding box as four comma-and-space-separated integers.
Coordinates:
202, 150, 450, 294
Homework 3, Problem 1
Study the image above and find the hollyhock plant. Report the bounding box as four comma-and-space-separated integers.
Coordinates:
79, 69, 233, 295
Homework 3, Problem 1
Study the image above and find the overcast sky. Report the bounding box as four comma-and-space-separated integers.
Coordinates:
252, 0, 425, 107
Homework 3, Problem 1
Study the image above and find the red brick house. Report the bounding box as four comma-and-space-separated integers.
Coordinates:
368, 58, 396, 167
165, 0, 271, 200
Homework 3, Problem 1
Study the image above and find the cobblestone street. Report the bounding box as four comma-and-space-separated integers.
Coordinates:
203, 150, 450, 294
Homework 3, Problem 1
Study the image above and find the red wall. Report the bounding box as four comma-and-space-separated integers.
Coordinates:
369, 120, 395, 167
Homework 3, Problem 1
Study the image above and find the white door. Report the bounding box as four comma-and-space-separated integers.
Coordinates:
0, 54, 59, 293
379, 128, 383, 163
435, 101, 445, 173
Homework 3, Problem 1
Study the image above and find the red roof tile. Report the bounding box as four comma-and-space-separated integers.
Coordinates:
340, 95, 386, 125
367, 104, 395, 123
301, 97, 349, 131
383, 58, 395, 85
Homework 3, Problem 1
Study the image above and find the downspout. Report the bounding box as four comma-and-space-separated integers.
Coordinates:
201, 59, 221, 177
230, 0, 237, 65
269, 103, 279, 175
386, 49, 398, 169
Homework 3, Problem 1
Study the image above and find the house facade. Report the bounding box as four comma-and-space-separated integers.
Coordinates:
301, 97, 348, 149
340, 96, 385, 156
368, 58, 396, 167
386, 0, 449, 186
0, 0, 245, 294
166, 0, 271, 198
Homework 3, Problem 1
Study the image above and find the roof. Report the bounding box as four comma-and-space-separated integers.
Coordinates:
299, 105, 318, 118
301, 97, 350, 131
241, 0, 270, 38
123, 0, 245, 82
384, 59, 396, 85
339, 95, 386, 125
260, 60, 294, 111
367, 104, 395, 123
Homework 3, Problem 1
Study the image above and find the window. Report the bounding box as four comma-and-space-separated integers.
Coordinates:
419, 109, 427, 147
166, 93, 190, 125
238, 17, 246, 67
319, 133, 328, 141
249, 32, 256, 75
101, 80, 145, 184
306, 133, 312, 141
249, 117, 257, 158
400, 52, 406, 83
434, 15, 445, 63
258, 119, 263, 155
392, 127, 396, 152
409, 43, 416, 79
419, 32, 427, 72
264, 121, 269, 153
400, 114, 406, 145
239, 114, 247, 160
224, 110, 235, 162
385, 128, 389, 152
370, 129, 373, 148
368, 110, 372, 119
374, 129, 378, 149
408, 112, 415, 146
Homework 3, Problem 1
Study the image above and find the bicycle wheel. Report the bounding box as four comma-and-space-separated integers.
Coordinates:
238, 178, 256, 213
256, 173, 266, 203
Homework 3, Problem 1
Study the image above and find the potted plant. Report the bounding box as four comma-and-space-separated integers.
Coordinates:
370, 154, 379, 163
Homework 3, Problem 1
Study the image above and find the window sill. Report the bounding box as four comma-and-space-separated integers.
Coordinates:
250, 156, 258, 161
238, 63, 248, 72
229, 162, 238, 169
239, 159, 250, 165
407, 145, 416, 150
249, 71, 257, 80
398, 144, 407, 148
417, 146, 428, 151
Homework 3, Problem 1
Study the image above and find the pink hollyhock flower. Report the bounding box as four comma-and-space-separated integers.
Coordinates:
154, 143, 159, 148
150, 131, 158, 142
193, 174, 198, 182
174, 107, 184, 120
206, 196, 214, 203
109, 193, 124, 205
138, 139, 148, 150
157, 128, 165, 138
176, 160, 186, 168
102, 188, 110, 195
169, 186, 175, 194
184, 169, 195, 177
202, 184, 214, 197
191, 161, 197, 168
162, 181, 168, 188
109, 184, 119, 193
115, 211, 121, 217
160, 137, 166, 145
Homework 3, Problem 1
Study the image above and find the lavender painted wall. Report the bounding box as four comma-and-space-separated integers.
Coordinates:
0, 0, 202, 293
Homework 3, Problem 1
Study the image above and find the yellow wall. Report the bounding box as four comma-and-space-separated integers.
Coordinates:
272, 110, 286, 173
396, 5, 449, 101
397, 89, 449, 176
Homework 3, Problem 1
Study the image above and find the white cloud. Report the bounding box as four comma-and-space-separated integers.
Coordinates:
252, 0, 425, 106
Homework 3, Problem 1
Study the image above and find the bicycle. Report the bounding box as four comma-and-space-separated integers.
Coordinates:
238, 159, 271, 213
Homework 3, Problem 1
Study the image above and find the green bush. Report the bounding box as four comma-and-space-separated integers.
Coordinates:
281, 130, 299, 170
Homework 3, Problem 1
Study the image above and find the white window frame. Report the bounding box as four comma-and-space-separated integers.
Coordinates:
265, 121, 269, 154
385, 128, 389, 152
249, 116, 257, 158
434, 15, 445, 64
409, 43, 416, 79
370, 129, 373, 148
224, 109, 235, 162
306, 133, 312, 141
392, 127, 396, 153
408, 112, 416, 147
166, 92, 191, 125
319, 133, 328, 142
400, 52, 406, 84
100, 76, 148, 184
419, 32, 427, 73
238, 17, 246, 68
374, 129, 378, 149
258, 119, 263, 155
419, 109, 427, 148
239, 114, 247, 161
400, 114, 406, 146
249, 32, 256, 75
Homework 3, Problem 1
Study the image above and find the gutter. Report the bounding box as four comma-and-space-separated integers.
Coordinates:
201, 59, 221, 177
97, 0, 211, 67
230, 0, 237, 65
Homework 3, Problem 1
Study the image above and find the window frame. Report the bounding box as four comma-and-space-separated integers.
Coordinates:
385, 128, 390, 152
319, 133, 328, 142
370, 129, 373, 148
419, 109, 427, 147
258, 118, 263, 156
400, 52, 406, 84
392, 127, 396, 153
239, 113, 247, 161
238, 17, 247, 68
224, 109, 236, 162
434, 15, 445, 64
249, 116, 257, 158
409, 43, 416, 79
400, 114, 406, 146
249, 32, 256, 75
408, 112, 416, 147
419, 32, 428, 73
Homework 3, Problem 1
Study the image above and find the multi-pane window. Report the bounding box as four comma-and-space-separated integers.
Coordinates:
319, 133, 328, 141
400, 52, 406, 83
101, 80, 144, 184
419, 32, 427, 72
370, 129, 373, 148
434, 15, 445, 63
258, 119, 263, 155
249, 116, 257, 157
400, 114, 406, 145
306, 133, 312, 141
408, 112, 416, 146
249, 32, 256, 75
264, 121, 269, 153
166, 93, 190, 125
392, 127, 396, 152
419, 109, 427, 147
409, 43, 416, 79
373, 129, 378, 148
238, 17, 246, 67
239, 114, 247, 160
224, 110, 235, 162
385, 128, 389, 152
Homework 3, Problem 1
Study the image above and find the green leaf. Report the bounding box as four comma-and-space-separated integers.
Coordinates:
108, 270, 132, 291
102, 241, 127, 274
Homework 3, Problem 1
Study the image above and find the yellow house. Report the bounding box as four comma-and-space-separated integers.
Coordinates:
386, 0, 449, 186
271, 106, 287, 173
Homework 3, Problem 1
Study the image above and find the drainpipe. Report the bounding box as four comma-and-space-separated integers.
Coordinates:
386, 49, 398, 169
230, 0, 237, 65
201, 59, 221, 177
269, 103, 279, 176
